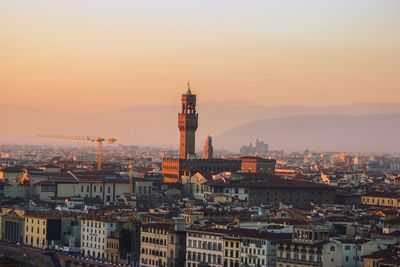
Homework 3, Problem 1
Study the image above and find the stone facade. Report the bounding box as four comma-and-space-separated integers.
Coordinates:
240, 156, 276, 174
249, 187, 336, 209
179, 85, 198, 160
80, 218, 117, 259
140, 223, 186, 267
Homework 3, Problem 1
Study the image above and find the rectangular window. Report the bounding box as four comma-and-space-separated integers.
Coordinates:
41, 185, 55, 192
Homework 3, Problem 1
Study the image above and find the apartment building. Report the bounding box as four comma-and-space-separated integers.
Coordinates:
80, 217, 117, 259
32, 175, 131, 204
186, 226, 225, 267
333, 238, 387, 267
140, 223, 186, 267
0, 208, 25, 244
276, 225, 334, 267
24, 211, 62, 249
204, 173, 336, 208
231, 228, 291, 267
106, 234, 121, 263
362, 191, 400, 208
223, 234, 240, 267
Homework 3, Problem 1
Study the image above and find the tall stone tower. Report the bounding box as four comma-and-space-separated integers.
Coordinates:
178, 83, 198, 159
203, 135, 213, 159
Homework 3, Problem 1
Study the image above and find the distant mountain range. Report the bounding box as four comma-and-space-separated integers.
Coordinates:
215, 113, 400, 153
1, 102, 400, 153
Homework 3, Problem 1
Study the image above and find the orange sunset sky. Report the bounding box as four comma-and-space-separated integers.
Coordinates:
1, 0, 400, 113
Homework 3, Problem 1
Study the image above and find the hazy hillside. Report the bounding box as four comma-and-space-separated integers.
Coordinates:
1, 102, 400, 152
215, 113, 400, 153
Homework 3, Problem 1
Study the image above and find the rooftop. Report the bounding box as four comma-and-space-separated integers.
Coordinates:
205, 173, 333, 190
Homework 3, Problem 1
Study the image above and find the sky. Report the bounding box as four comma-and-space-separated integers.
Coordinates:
1, 0, 400, 113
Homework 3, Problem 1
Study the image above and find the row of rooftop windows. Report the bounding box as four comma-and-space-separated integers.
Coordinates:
82, 227, 106, 235
25, 226, 45, 235
278, 252, 322, 262
279, 244, 322, 253
82, 234, 105, 243
196, 166, 229, 172
242, 239, 271, 247
187, 239, 222, 251
163, 165, 178, 170
141, 248, 166, 257
141, 236, 167, 245
363, 197, 400, 205
107, 241, 119, 250
186, 251, 222, 265
25, 218, 45, 225
142, 228, 167, 235
225, 250, 239, 258
242, 247, 268, 255
81, 185, 111, 194
225, 241, 240, 248
83, 221, 114, 228
187, 232, 222, 239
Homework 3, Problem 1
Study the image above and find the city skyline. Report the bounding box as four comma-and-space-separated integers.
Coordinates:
1, 0, 400, 151
0, 2, 400, 266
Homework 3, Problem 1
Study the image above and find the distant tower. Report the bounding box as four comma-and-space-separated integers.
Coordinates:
178, 82, 198, 159
203, 136, 213, 159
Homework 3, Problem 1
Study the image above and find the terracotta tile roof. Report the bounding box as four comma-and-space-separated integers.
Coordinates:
364, 191, 399, 198
364, 245, 400, 261
205, 173, 332, 189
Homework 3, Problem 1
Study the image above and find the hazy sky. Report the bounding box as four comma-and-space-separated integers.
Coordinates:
1, 0, 400, 112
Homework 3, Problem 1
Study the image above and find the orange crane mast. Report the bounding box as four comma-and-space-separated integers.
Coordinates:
37, 134, 117, 172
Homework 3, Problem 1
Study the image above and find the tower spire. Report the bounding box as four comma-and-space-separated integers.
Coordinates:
186, 81, 192, 95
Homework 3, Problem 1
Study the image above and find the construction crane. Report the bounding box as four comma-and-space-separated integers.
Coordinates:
37, 134, 117, 172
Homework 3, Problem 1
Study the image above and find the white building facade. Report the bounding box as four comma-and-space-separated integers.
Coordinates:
186, 227, 225, 267
80, 218, 117, 259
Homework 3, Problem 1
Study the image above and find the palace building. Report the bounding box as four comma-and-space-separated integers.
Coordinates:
162, 84, 244, 184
